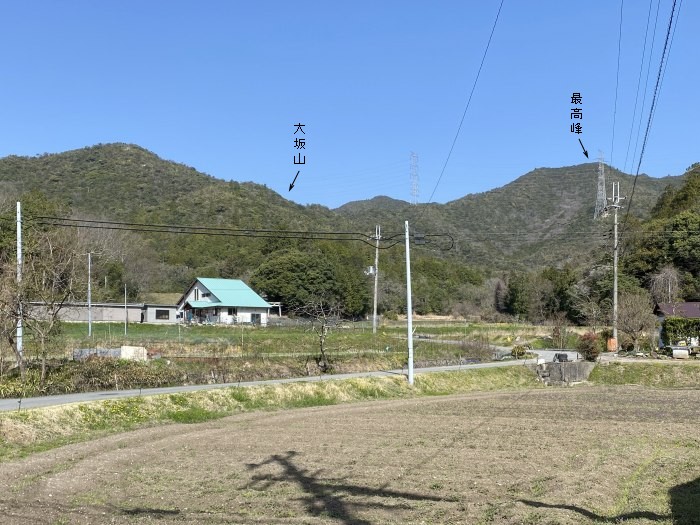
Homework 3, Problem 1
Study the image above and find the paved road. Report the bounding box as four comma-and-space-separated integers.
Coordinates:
415, 337, 580, 363
0, 358, 541, 412
531, 350, 580, 362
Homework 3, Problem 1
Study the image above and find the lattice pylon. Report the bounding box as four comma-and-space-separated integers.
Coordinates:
594, 153, 608, 219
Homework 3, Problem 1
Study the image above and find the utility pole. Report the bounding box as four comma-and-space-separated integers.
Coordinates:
405, 221, 414, 385
372, 225, 380, 334
16, 202, 23, 359
608, 181, 624, 350
87, 252, 92, 338
124, 283, 128, 336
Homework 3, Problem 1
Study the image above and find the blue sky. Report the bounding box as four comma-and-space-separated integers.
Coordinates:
1, 1, 696, 208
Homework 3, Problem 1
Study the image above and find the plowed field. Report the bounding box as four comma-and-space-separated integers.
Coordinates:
0, 386, 698, 524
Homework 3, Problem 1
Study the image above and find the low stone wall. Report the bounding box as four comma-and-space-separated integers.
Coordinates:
536, 361, 595, 384
73, 346, 147, 362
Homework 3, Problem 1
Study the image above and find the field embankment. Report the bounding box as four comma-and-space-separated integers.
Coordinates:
0, 366, 541, 461
590, 361, 700, 388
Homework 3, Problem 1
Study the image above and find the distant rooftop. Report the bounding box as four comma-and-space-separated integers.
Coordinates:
655, 302, 700, 319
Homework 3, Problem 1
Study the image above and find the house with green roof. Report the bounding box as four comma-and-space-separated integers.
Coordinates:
176, 278, 271, 325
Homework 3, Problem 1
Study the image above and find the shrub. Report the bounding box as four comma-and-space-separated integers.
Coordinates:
511, 345, 528, 359
383, 310, 398, 321
661, 317, 700, 346
577, 332, 600, 362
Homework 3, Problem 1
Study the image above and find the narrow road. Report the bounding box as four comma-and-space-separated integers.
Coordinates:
0, 358, 541, 412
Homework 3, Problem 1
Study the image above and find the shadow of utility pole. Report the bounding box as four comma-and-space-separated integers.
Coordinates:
246, 450, 451, 525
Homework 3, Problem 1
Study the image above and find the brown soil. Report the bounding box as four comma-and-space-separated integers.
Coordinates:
0, 386, 698, 524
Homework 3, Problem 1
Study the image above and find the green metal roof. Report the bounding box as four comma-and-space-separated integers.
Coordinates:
187, 300, 223, 309
196, 278, 271, 309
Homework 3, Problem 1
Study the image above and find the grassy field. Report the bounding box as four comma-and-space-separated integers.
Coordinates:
590, 361, 700, 387
18, 321, 489, 359
1, 321, 578, 382
1, 321, 503, 394
4, 319, 533, 399
39, 320, 561, 356
0, 381, 697, 524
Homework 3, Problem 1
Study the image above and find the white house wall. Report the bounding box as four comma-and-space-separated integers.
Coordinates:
182, 282, 215, 307
237, 308, 269, 326
144, 306, 179, 324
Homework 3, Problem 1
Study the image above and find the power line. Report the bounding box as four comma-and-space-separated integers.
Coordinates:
25, 215, 459, 251
649, 0, 683, 131
423, 0, 505, 207
622, 0, 657, 174
609, 0, 625, 167
620, 0, 680, 241
628, 0, 662, 175
33, 215, 370, 237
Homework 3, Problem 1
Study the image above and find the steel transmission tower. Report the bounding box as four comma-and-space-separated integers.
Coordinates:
410, 152, 419, 205
594, 154, 608, 219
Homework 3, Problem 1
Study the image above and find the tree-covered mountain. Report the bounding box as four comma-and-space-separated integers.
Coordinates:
0, 143, 687, 316
624, 163, 700, 301
337, 163, 682, 270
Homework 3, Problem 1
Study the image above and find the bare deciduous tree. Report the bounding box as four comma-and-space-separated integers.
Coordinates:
0, 226, 83, 381
24, 227, 84, 382
650, 265, 681, 304
0, 263, 25, 378
617, 291, 657, 352
569, 283, 610, 333
297, 299, 341, 374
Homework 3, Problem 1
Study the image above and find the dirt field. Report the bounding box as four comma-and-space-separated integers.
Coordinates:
0, 386, 698, 524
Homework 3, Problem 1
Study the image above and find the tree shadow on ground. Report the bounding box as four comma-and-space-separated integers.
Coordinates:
669, 476, 700, 525
520, 477, 700, 524
245, 450, 451, 525
519, 500, 668, 523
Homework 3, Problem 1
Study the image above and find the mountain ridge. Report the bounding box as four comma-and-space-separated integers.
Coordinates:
0, 143, 685, 273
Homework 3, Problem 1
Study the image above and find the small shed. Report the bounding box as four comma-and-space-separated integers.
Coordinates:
143, 304, 179, 324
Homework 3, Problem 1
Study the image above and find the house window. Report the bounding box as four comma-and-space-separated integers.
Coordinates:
194, 288, 200, 300
228, 307, 237, 316
214, 307, 220, 316
156, 309, 170, 320
202, 292, 211, 298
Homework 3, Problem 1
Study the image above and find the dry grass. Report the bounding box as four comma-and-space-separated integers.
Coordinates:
0, 367, 540, 455
590, 361, 700, 387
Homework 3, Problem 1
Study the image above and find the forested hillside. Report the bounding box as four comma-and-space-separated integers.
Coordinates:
338, 163, 680, 269
624, 163, 700, 301
0, 143, 688, 318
